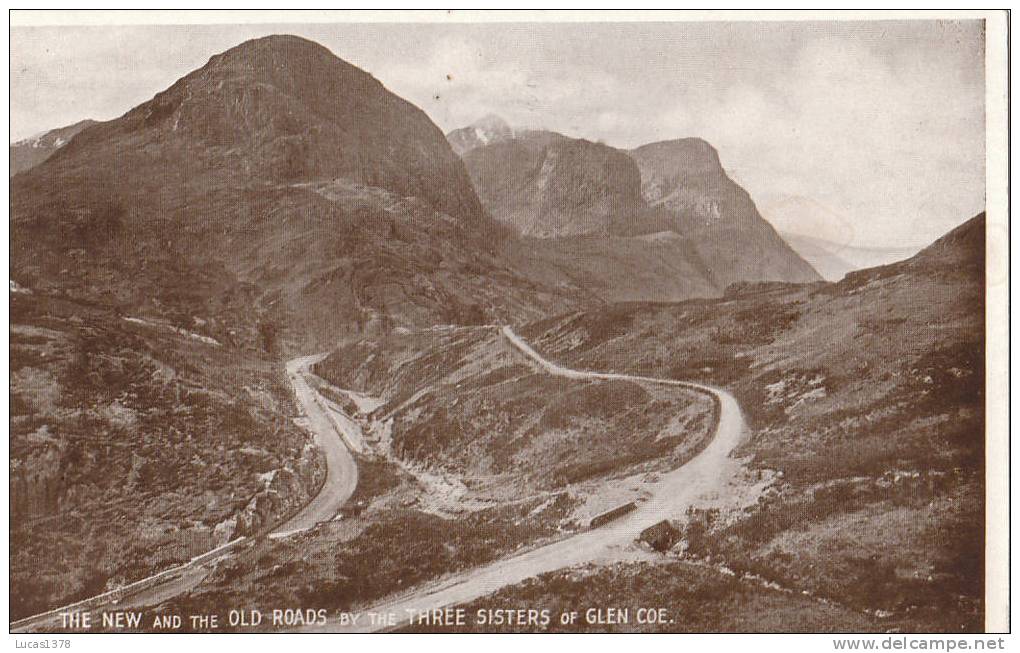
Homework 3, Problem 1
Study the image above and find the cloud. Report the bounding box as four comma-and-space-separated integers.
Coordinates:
10, 20, 986, 249
641, 26, 985, 247
373, 33, 626, 141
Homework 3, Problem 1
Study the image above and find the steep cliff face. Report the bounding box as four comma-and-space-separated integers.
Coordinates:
215, 445, 325, 542
629, 139, 821, 286
10, 36, 583, 347
462, 130, 649, 237
519, 213, 985, 631
455, 128, 819, 302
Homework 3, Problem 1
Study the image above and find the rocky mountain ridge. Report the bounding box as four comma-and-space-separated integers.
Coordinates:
449, 119, 821, 298
10, 119, 96, 176
446, 113, 514, 156
9, 36, 584, 350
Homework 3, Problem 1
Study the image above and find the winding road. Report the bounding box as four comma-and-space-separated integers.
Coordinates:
274, 354, 359, 535
12, 327, 746, 634
307, 326, 747, 633
10, 353, 358, 632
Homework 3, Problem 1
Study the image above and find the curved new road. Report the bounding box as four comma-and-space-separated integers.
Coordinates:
10, 353, 359, 633
308, 326, 747, 632
274, 354, 359, 534
13, 327, 745, 634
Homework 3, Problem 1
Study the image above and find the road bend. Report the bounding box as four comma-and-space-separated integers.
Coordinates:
10, 353, 359, 633
308, 326, 746, 632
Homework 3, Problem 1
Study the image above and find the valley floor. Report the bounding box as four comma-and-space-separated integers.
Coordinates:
14, 268, 984, 633
307, 326, 748, 632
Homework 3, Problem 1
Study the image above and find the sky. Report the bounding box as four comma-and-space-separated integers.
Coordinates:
10, 17, 986, 249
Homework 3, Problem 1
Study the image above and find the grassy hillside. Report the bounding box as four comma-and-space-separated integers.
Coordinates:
126, 325, 717, 631
314, 326, 715, 493
515, 214, 985, 631
10, 291, 324, 620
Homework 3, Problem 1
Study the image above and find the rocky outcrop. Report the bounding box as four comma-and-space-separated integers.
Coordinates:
447, 114, 514, 156
629, 138, 822, 287
214, 443, 325, 542
10, 446, 63, 519
462, 130, 649, 237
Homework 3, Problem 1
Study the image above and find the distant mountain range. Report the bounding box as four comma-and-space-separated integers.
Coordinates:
449, 117, 821, 298
9, 36, 585, 350
757, 194, 923, 280
15, 35, 939, 350
779, 232, 922, 281
10, 119, 96, 176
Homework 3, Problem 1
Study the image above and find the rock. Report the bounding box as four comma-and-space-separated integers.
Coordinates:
638, 519, 680, 552
446, 114, 514, 156
461, 130, 647, 238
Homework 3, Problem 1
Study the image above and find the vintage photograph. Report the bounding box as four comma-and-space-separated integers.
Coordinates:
8, 10, 1005, 636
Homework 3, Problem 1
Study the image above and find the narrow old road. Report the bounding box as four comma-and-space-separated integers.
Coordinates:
309, 326, 747, 633
13, 328, 745, 634
11, 354, 359, 633
273, 354, 359, 534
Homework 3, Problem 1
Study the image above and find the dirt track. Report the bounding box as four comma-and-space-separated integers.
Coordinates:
10, 354, 359, 632
308, 326, 747, 632
12, 329, 745, 633
273, 354, 359, 534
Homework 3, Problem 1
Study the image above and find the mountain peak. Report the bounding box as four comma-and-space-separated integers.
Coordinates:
49, 35, 483, 221
630, 138, 723, 179
909, 212, 985, 270
447, 114, 514, 155
203, 34, 352, 76
472, 113, 512, 133
227, 33, 329, 52
186, 33, 384, 102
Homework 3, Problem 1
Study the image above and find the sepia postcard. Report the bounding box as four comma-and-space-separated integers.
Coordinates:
6, 8, 1010, 644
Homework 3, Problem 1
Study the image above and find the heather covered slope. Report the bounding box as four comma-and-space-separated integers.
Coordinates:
9, 36, 588, 350
40, 35, 482, 221
10, 291, 324, 620
516, 213, 985, 631
197, 178, 587, 348
779, 232, 859, 281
